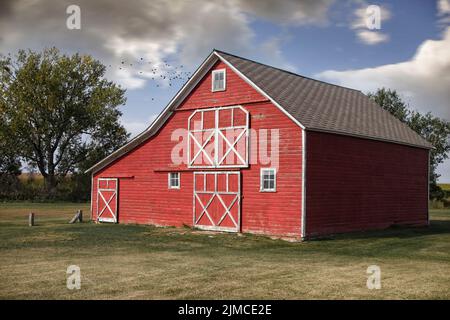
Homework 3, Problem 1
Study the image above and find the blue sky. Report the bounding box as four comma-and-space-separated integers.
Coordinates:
1, 0, 449, 180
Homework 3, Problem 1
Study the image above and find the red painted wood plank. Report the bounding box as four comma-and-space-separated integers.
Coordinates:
305, 131, 428, 238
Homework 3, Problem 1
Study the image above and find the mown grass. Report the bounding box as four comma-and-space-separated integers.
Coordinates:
0, 202, 449, 299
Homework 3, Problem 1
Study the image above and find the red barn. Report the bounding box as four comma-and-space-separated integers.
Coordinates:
86, 50, 431, 239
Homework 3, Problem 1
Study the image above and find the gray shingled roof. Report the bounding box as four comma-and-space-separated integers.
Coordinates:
216, 50, 432, 149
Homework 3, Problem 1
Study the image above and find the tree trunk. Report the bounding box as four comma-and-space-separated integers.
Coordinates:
44, 174, 57, 197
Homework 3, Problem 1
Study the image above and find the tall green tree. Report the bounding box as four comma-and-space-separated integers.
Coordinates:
368, 88, 450, 199
0, 48, 129, 194
0, 108, 21, 175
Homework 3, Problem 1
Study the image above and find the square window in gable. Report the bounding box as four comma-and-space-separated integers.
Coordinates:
211, 69, 226, 92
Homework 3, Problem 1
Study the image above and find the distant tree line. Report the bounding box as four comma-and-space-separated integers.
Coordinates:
0, 172, 91, 202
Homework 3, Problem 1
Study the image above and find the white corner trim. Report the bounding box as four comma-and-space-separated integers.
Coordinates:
214, 51, 306, 130
301, 129, 306, 239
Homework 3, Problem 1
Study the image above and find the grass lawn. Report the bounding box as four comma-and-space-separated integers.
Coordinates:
0, 202, 449, 299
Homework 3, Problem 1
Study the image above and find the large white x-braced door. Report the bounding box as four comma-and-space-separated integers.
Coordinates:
188, 106, 249, 168
97, 178, 118, 223
193, 172, 241, 232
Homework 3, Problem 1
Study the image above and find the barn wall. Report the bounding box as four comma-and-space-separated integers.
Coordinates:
305, 131, 429, 238
92, 61, 303, 237
241, 104, 303, 236
177, 61, 267, 110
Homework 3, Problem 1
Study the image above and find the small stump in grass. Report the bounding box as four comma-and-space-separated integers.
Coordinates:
28, 212, 35, 227
69, 210, 83, 224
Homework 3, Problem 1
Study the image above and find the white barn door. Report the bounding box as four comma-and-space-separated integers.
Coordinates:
193, 172, 241, 232
97, 178, 118, 223
188, 106, 249, 168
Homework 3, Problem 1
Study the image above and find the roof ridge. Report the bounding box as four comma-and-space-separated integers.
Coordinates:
213, 49, 361, 93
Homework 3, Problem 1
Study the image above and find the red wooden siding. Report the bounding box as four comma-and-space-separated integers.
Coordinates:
178, 61, 266, 110
241, 102, 302, 236
92, 61, 303, 237
305, 131, 428, 238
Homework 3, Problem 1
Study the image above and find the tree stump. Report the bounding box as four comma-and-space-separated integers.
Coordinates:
69, 210, 83, 224
29, 212, 35, 226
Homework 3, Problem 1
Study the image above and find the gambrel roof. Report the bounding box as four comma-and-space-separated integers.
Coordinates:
87, 50, 431, 173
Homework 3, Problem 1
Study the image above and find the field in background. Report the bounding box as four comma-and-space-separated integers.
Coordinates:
435, 183, 450, 209
0, 202, 449, 299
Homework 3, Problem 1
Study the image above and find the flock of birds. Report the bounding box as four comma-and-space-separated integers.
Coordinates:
108, 57, 193, 101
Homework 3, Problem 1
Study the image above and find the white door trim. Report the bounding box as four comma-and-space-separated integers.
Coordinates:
193, 171, 241, 232
97, 178, 118, 223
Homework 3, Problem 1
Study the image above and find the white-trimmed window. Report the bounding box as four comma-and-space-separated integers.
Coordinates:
260, 168, 276, 192
168, 172, 180, 189
212, 69, 226, 92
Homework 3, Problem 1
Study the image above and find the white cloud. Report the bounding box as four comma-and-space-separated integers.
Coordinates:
437, 161, 450, 183
438, 0, 450, 15
259, 35, 298, 72
317, 27, 450, 120
355, 30, 389, 45
122, 114, 158, 138
437, 0, 450, 25
351, 3, 391, 45
0, 0, 334, 90
317, 27, 450, 182
351, 4, 392, 29
235, 0, 334, 26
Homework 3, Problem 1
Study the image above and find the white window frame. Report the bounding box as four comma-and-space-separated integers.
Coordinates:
168, 172, 180, 189
211, 69, 226, 92
260, 168, 277, 192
